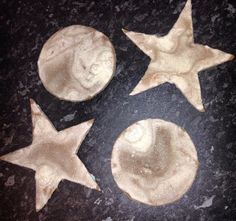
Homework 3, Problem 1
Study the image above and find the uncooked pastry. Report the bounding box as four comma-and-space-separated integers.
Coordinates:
0, 99, 99, 211
123, 0, 234, 111
111, 119, 199, 206
38, 25, 116, 101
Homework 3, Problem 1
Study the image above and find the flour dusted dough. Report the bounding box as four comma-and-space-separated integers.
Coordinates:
38, 25, 116, 101
111, 119, 198, 206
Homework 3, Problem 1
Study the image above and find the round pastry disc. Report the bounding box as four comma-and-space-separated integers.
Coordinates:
111, 119, 199, 206
38, 25, 116, 101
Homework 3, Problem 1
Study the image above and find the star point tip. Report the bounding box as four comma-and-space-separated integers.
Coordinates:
195, 103, 205, 112
87, 119, 95, 125
122, 28, 128, 33
185, 0, 192, 7
0, 153, 11, 162
96, 185, 101, 191
30, 99, 40, 110
129, 91, 136, 96
129, 85, 142, 96
229, 54, 235, 61
29, 98, 36, 105
177, 0, 192, 22
35, 201, 44, 212
198, 107, 205, 112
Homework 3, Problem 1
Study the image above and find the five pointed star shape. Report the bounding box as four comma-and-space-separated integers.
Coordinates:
0, 99, 99, 211
123, 0, 234, 111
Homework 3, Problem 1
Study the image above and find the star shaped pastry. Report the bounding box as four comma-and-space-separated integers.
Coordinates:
0, 99, 99, 211
123, 0, 234, 111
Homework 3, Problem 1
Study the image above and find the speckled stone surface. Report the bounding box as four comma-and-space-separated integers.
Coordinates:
0, 0, 235, 220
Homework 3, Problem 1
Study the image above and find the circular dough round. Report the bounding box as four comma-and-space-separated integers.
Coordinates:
38, 25, 116, 101
111, 119, 199, 206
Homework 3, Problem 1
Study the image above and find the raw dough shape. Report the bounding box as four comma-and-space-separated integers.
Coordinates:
0, 99, 99, 211
38, 25, 116, 101
111, 119, 199, 206
123, 0, 234, 111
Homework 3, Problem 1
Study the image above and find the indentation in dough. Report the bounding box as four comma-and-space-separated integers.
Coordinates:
36, 164, 56, 187
123, 120, 154, 152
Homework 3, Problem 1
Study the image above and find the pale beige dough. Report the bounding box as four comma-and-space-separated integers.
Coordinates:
123, 0, 234, 111
38, 25, 116, 101
0, 99, 99, 211
111, 119, 199, 206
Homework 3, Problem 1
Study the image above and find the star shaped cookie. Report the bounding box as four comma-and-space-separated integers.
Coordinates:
123, 0, 234, 111
0, 99, 99, 211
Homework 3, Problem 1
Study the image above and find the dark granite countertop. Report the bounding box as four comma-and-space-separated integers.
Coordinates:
0, 0, 236, 220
